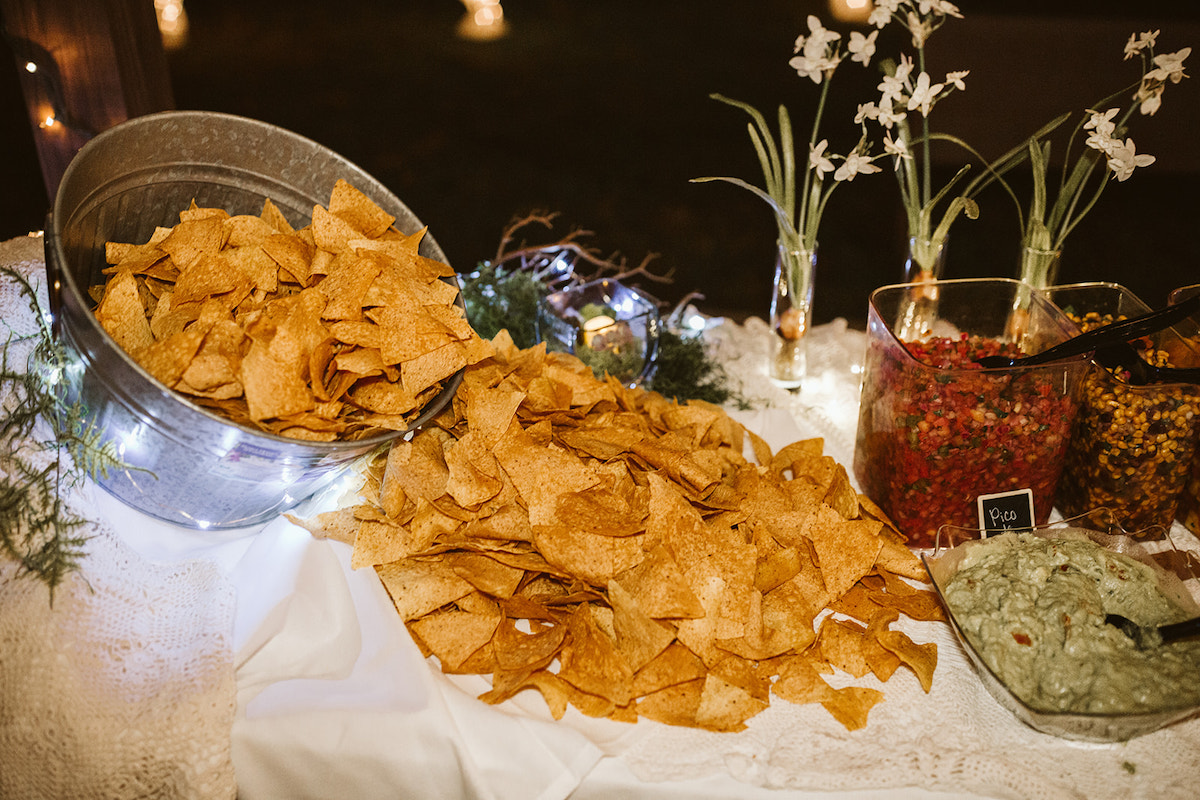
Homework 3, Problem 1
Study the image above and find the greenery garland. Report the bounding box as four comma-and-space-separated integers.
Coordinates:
459, 261, 739, 406
0, 266, 129, 598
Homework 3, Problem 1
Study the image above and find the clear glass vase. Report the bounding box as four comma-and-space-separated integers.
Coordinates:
902, 235, 948, 284
1018, 244, 1062, 290
896, 236, 948, 342
769, 242, 816, 389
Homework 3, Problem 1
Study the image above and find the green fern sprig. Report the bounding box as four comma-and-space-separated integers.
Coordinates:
0, 264, 137, 597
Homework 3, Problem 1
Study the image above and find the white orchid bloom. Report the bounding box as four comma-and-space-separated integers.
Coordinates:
920, 0, 962, 17
1136, 85, 1164, 115
854, 102, 880, 125
883, 132, 910, 159
1083, 107, 1119, 137
869, 0, 900, 28
878, 55, 914, 105
834, 151, 882, 182
1147, 47, 1191, 84
1105, 137, 1155, 181
1085, 128, 1118, 155
848, 30, 879, 66
1124, 29, 1159, 60
907, 10, 931, 48
944, 70, 968, 91
876, 97, 907, 129
907, 71, 944, 116
809, 139, 836, 178
805, 14, 841, 50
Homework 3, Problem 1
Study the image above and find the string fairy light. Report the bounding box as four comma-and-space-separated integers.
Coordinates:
457, 0, 508, 41
154, 0, 189, 51
4, 33, 94, 138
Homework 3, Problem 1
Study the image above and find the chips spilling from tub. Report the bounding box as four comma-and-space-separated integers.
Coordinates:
298, 334, 944, 732
94, 179, 490, 440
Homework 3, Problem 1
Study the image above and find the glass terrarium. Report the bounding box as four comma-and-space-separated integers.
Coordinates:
853, 278, 1088, 549
1046, 283, 1200, 533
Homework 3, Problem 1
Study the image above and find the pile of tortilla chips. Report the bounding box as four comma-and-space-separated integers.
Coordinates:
300, 331, 944, 733
94, 179, 490, 440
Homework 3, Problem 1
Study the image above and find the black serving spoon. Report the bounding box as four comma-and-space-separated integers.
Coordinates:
974, 292, 1200, 369
1105, 613, 1200, 650
1093, 341, 1200, 386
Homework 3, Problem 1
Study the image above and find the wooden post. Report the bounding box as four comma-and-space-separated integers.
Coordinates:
1, 0, 174, 202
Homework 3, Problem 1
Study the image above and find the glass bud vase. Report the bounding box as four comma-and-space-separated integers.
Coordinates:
1018, 245, 1062, 290
902, 235, 948, 284
769, 242, 816, 389
896, 236, 948, 342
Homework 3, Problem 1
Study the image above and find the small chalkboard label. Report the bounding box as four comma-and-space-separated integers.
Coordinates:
976, 489, 1035, 537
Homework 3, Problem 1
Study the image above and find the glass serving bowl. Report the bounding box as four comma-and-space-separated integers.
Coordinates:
1046, 283, 1200, 533
1169, 283, 1200, 537
922, 511, 1200, 742
853, 278, 1089, 549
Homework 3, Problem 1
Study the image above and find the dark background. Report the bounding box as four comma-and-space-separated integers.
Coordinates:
3, 1, 1198, 326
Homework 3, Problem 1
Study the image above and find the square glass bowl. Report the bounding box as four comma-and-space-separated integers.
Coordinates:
535, 278, 660, 387
923, 513, 1200, 742
1046, 283, 1200, 533
852, 278, 1090, 549
1169, 283, 1200, 537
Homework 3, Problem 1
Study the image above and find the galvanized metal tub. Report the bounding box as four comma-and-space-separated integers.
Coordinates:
45, 110, 461, 529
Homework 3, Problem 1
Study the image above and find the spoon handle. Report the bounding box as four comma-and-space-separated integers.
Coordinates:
979, 292, 1200, 368
1160, 615, 1200, 645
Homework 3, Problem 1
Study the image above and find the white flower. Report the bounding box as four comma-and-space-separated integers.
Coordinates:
848, 30, 878, 66
878, 54, 914, 105
920, 0, 962, 17
869, 0, 900, 28
1137, 85, 1164, 115
907, 71, 944, 116
809, 139, 836, 178
944, 70, 968, 91
907, 10, 931, 48
1124, 29, 1159, 60
790, 15, 843, 82
789, 52, 832, 83
834, 151, 882, 182
854, 102, 880, 124
805, 14, 841, 50
1146, 47, 1191, 84
1083, 107, 1119, 138
1105, 137, 1155, 181
1084, 110, 1120, 154
877, 97, 907, 129
883, 132, 909, 159
1085, 128, 1118, 156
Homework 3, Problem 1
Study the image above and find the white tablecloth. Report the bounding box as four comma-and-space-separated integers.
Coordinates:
3, 234, 1200, 800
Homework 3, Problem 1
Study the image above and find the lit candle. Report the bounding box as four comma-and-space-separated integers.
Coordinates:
582, 314, 616, 348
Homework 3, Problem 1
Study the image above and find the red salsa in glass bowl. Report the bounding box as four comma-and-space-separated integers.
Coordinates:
853, 279, 1089, 549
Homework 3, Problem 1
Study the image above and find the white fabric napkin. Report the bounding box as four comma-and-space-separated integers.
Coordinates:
226, 504, 606, 800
